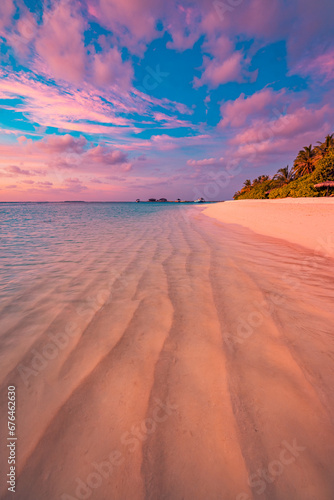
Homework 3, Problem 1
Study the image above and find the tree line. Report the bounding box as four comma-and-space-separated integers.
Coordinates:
234, 134, 334, 199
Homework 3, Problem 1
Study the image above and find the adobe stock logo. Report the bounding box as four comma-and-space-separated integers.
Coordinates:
236, 439, 306, 499
213, 0, 244, 20
60, 399, 178, 500
137, 65, 170, 92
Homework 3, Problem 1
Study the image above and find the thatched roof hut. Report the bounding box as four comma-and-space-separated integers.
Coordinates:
314, 181, 334, 196
314, 181, 334, 188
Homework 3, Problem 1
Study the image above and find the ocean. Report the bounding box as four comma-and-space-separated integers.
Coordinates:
0, 202, 195, 298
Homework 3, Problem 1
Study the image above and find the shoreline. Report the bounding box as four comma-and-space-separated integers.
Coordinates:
203, 198, 334, 258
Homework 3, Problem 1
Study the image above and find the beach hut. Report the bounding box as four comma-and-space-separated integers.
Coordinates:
314, 181, 334, 196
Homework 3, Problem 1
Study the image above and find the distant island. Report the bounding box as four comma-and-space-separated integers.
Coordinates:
234, 133, 334, 199
136, 198, 208, 203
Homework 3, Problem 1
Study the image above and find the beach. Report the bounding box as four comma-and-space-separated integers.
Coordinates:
0, 201, 334, 500
204, 198, 334, 258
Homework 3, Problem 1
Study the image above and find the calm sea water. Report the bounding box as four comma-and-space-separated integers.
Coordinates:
0, 202, 194, 299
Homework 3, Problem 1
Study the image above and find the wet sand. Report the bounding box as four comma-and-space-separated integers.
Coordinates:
1, 205, 334, 500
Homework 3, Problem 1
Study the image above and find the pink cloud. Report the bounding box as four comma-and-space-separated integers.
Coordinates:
166, 29, 199, 51
35, 0, 86, 84
233, 127, 331, 164
292, 48, 334, 83
64, 177, 87, 192
0, 78, 135, 142
152, 112, 195, 129
220, 88, 284, 128
201, 0, 292, 50
194, 53, 257, 88
229, 0, 288, 40
0, 69, 191, 137
286, 0, 334, 65
223, 102, 333, 171
5, 9, 37, 59
0, 0, 15, 32
3, 1, 134, 90
111, 133, 211, 152
85, 144, 130, 169
0, 135, 132, 179
38, 181, 53, 187
149, 134, 211, 151
86, 0, 160, 55
202, 35, 233, 60
230, 105, 331, 148
187, 157, 224, 167
35, 134, 88, 154
0, 135, 89, 173
6, 165, 37, 176
166, 5, 203, 50
2, 0, 333, 98
92, 45, 133, 88
82, 0, 289, 62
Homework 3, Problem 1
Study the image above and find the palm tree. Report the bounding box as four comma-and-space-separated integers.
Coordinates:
253, 175, 269, 185
273, 165, 294, 185
243, 179, 251, 188
316, 134, 334, 158
292, 145, 317, 177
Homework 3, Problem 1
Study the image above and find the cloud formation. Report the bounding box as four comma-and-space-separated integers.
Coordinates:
0, 0, 333, 200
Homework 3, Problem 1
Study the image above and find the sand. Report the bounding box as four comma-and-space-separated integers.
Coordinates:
204, 198, 334, 258
1, 203, 334, 500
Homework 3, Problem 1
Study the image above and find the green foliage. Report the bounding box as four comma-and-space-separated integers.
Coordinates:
269, 150, 334, 198
313, 150, 334, 183
292, 144, 317, 177
235, 179, 273, 199
268, 174, 319, 198
316, 134, 334, 159
273, 165, 294, 183
234, 135, 334, 200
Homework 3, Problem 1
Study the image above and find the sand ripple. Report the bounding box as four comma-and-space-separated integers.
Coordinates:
1, 207, 334, 500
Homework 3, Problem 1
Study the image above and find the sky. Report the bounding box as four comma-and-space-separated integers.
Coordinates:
0, 0, 333, 201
